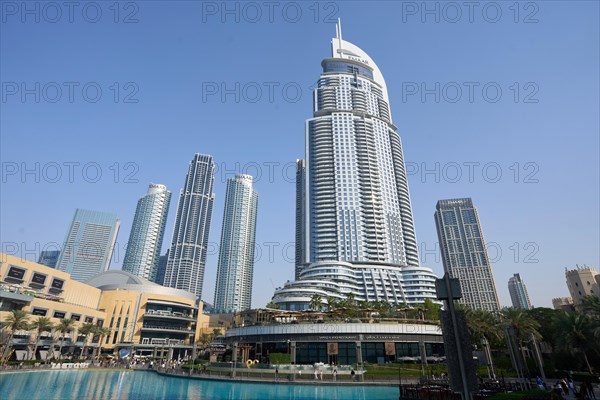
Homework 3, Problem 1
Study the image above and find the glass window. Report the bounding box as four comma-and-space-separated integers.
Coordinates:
32, 308, 47, 316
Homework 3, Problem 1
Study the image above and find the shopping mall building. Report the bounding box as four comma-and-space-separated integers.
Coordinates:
0, 254, 213, 361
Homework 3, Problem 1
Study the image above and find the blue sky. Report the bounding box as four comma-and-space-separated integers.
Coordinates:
1, 1, 598, 308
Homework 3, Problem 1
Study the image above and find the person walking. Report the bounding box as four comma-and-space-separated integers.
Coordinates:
319, 369, 323, 381
569, 379, 576, 397
351, 368, 356, 382
333, 368, 337, 382
275, 366, 279, 381
314, 368, 318, 381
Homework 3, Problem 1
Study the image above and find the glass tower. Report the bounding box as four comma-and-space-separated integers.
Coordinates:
508, 273, 532, 309
213, 174, 258, 313
434, 198, 501, 311
154, 251, 169, 286
273, 23, 438, 309
294, 159, 306, 280
164, 154, 215, 298
38, 250, 60, 269
55, 209, 120, 282
122, 183, 171, 282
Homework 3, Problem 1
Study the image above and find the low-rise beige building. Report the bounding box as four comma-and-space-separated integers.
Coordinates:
0, 253, 218, 361
87, 270, 210, 359
1, 254, 107, 359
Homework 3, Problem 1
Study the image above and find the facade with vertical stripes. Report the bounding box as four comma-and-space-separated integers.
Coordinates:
164, 154, 215, 299
273, 26, 438, 310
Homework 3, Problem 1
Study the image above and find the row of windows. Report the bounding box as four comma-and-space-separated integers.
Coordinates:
30, 307, 102, 325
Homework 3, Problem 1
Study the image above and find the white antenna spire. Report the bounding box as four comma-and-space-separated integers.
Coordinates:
337, 18, 343, 58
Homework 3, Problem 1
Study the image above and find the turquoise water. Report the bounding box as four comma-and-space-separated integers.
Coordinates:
0, 370, 398, 399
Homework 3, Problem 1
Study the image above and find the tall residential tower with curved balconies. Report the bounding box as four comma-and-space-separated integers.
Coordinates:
274, 22, 438, 310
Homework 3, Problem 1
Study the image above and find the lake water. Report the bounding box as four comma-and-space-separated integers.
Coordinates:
0, 370, 399, 399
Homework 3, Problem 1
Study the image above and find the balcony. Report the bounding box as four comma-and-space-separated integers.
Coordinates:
144, 310, 195, 322
140, 325, 194, 334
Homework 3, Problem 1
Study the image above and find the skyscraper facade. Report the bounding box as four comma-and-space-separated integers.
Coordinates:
294, 159, 306, 280
273, 24, 438, 310
154, 251, 169, 286
164, 154, 215, 298
122, 184, 171, 281
55, 209, 120, 283
434, 198, 500, 311
213, 174, 258, 313
508, 273, 532, 309
38, 250, 60, 269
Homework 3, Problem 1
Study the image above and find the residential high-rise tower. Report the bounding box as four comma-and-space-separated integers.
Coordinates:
434, 198, 500, 311
55, 209, 120, 282
508, 273, 532, 309
164, 154, 215, 298
213, 174, 258, 313
273, 22, 438, 310
122, 183, 171, 282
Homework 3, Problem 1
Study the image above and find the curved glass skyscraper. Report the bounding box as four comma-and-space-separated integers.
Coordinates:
273, 23, 438, 309
122, 183, 171, 282
213, 174, 258, 313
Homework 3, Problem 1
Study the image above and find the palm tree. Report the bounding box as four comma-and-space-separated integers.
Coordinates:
309, 294, 323, 311
326, 297, 339, 312
465, 308, 502, 378
78, 322, 97, 359
56, 318, 77, 360
553, 311, 595, 373
265, 301, 279, 309
94, 327, 111, 361
501, 307, 542, 378
0, 309, 30, 365
30, 317, 54, 361
465, 308, 502, 343
212, 328, 222, 338
423, 299, 441, 321
582, 295, 600, 320
199, 333, 212, 349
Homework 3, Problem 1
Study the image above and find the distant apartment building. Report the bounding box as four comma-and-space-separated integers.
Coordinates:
122, 184, 171, 282
55, 209, 120, 283
508, 273, 532, 309
434, 198, 501, 311
565, 266, 600, 306
213, 174, 258, 313
37, 250, 60, 269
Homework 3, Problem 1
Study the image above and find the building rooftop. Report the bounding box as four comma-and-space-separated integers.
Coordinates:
86, 270, 198, 302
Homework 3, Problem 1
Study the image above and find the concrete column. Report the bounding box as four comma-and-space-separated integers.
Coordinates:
167, 347, 174, 362
290, 341, 297, 382
419, 339, 428, 377
231, 343, 238, 378
355, 342, 363, 382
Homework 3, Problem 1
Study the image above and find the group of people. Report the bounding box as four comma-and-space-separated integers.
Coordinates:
550, 377, 597, 400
